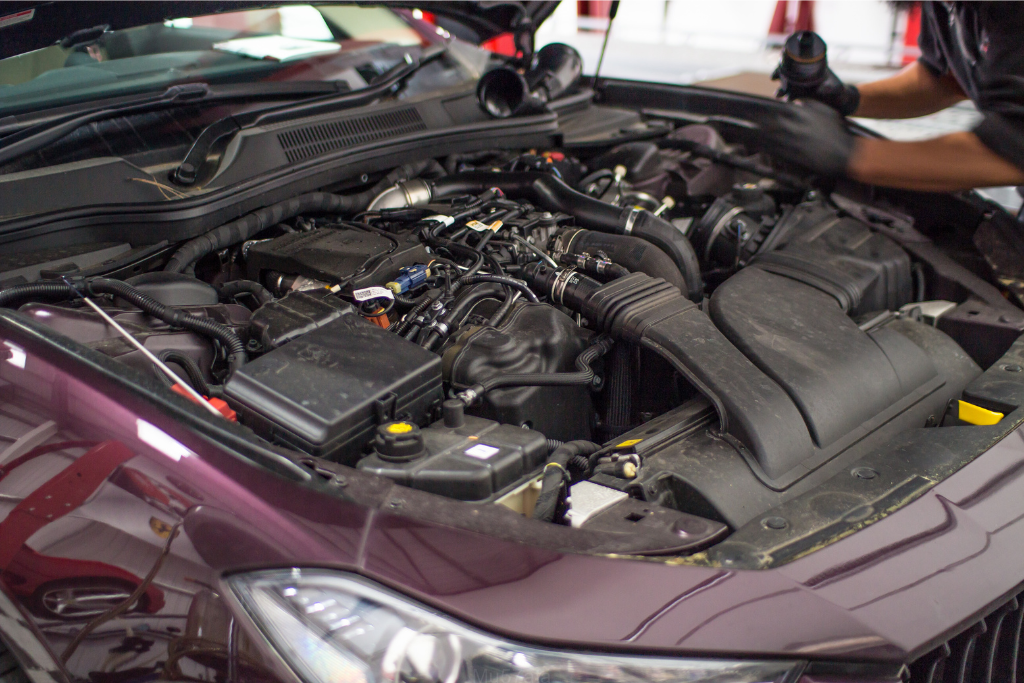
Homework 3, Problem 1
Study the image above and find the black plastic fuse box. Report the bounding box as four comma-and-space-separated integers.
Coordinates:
224, 315, 442, 461
357, 415, 547, 500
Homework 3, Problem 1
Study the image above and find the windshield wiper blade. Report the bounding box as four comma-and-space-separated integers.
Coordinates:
0, 80, 352, 167
0, 83, 208, 166
171, 44, 447, 186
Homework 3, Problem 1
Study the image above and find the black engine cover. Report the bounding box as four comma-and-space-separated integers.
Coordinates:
246, 228, 430, 288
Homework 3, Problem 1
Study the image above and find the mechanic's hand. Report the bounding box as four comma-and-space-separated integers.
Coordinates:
759, 100, 856, 178
772, 31, 860, 116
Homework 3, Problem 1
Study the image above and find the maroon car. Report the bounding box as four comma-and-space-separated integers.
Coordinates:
1, 4, 1024, 683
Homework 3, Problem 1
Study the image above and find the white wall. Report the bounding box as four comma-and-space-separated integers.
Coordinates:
537, 0, 902, 66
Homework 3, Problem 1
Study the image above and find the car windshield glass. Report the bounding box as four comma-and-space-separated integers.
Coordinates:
0, 5, 429, 116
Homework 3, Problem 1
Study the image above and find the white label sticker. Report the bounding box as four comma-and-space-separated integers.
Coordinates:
353, 286, 394, 302
466, 220, 502, 232
424, 214, 454, 227
464, 444, 500, 460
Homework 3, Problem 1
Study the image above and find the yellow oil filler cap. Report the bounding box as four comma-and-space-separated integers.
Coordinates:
958, 400, 1004, 426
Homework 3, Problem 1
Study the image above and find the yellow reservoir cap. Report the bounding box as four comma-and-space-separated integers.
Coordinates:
958, 400, 1004, 426
385, 422, 414, 434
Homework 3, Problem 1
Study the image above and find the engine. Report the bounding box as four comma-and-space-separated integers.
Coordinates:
4, 122, 1004, 550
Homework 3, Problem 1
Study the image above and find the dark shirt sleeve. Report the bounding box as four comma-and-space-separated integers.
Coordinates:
916, 3, 946, 78
970, 4, 1024, 171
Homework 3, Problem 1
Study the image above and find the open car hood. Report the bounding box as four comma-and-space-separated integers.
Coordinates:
0, 1, 560, 60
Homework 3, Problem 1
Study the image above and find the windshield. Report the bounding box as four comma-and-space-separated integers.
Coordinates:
0, 5, 430, 116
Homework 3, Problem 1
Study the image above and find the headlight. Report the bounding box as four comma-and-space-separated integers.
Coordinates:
227, 569, 802, 683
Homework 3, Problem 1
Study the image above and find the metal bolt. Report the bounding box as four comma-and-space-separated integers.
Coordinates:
762, 516, 788, 530
389, 499, 405, 509
852, 467, 878, 480
1002, 364, 1022, 373
360, 174, 369, 183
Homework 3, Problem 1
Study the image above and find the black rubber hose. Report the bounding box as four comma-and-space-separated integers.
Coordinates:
430, 172, 702, 301
159, 350, 217, 397
457, 274, 539, 302
0, 279, 248, 373
577, 168, 614, 192
219, 280, 273, 307
0, 281, 79, 308
165, 160, 439, 273
166, 193, 361, 273
420, 283, 505, 350
629, 212, 703, 302
532, 440, 602, 523
394, 291, 428, 307
457, 335, 614, 402
88, 279, 247, 374
424, 235, 486, 276
559, 229, 685, 292
391, 289, 440, 336
432, 171, 629, 233
485, 286, 518, 327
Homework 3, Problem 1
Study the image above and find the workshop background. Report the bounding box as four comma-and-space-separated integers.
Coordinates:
425, 0, 1019, 211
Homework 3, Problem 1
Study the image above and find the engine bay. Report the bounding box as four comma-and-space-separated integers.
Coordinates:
4, 101, 1024, 562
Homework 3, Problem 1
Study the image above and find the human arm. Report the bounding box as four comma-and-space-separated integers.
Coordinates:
847, 132, 1024, 191
760, 101, 1024, 192
852, 61, 968, 119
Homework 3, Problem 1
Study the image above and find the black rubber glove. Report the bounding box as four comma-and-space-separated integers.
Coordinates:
772, 31, 860, 116
759, 100, 856, 178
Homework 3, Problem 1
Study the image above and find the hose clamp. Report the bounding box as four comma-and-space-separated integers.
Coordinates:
455, 387, 480, 405
704, 205, 746, 261
551, 267, 578, 306
623, 208, 642, 235
552, 228, 584, 256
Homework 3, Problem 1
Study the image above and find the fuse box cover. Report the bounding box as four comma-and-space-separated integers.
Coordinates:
225, 314, 442, 461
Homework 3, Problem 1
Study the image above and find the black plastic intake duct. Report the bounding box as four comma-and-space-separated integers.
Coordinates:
477, 43, 583, 119
523, 262, 815, 481
554, 229, 686, 292
429, 172, 703, 301
522, 263, 975, 488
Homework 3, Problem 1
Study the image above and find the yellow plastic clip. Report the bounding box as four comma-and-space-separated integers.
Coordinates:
957, 400, 1003, 426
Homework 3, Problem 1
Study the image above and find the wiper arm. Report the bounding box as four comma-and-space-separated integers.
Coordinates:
171, 44, 446, 186
0, 80, 352, 167
0, 83, 208, 167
